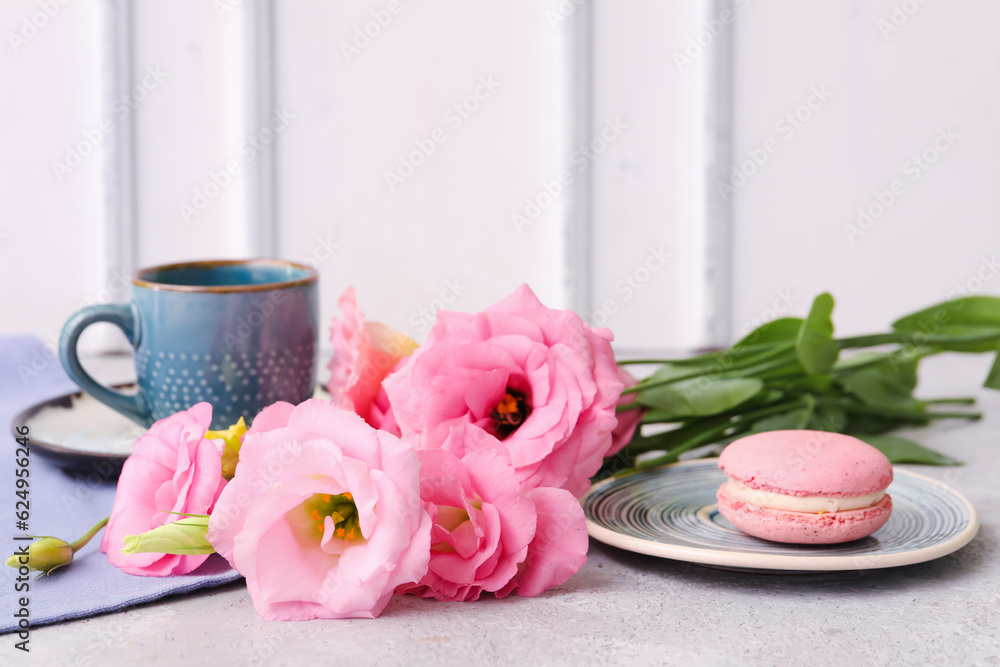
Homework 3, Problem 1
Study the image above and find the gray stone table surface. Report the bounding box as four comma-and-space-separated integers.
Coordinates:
18, 354, 1000, 666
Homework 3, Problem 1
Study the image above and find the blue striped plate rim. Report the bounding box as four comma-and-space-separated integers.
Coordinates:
584, 458, 979, 571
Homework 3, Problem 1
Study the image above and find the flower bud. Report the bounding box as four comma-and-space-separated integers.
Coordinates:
121, 516, 215, 556
6, 537, 74, 574
5, 517, 108, 577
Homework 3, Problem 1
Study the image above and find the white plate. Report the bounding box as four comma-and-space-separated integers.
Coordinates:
584, 458, 979, 572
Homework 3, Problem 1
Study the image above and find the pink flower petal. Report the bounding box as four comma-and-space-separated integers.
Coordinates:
383, 284, 625, 497
206, 400, 430, 620
497, 486, 588, 598
102, 403, 225, 576
396, 425, 536, 601
246, 401, 296, 435
608, 366, 644, 456
326, 286, 415, 430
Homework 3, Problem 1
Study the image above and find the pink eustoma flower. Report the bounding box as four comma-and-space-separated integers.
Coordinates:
608, 367, 644, 456
101, 403, 226, 576
396, 425, 536, 601
327, 286, 416, 434
497, 486, 589, 598
206, 399, 432, 620
383, 284, 625, 497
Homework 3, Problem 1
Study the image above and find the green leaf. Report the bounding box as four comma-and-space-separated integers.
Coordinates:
811, 404, 847, 432
892, 296, 1000, 352
638, 377, 764, 420
730, 344, 798, 372
845, 415, 908, 435
668, 344, 793, 372
629, 418, 723, 453
747, 395, 815, 433
625, 399, 804, 469
719, 345, 800, 382
647, 364, 695, 383
641, 387, 784, 424
749, 409, 810, 433
622, 363, 703, 396
120, 516, 215, 556
752, 389, 787, 406
796, 293, 839, 375
836, 354, 918, 408
834, 350, 896, 372
854, 434, 961, 466
734, 317, 805, 348
775, 374, 833, 393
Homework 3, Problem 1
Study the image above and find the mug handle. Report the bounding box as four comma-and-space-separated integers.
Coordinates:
59, 303, 153, 427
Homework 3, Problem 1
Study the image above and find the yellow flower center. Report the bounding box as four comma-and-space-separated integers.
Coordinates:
205, 417, 247, 481
303, 492, 362, 541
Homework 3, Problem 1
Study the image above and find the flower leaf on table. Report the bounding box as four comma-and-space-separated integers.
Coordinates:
607, 292, 1000, 478
749, 397, 815, 433
636, 377, 763, 421
736, 316, 805, 347
892, 296, 1000, 352
854, 434, 962, 466
833, 352, 920, 409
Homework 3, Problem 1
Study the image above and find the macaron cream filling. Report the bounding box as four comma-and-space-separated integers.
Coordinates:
724, 478, 887, 514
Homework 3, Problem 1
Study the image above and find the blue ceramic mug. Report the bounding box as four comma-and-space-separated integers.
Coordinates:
59, 259, 319, 430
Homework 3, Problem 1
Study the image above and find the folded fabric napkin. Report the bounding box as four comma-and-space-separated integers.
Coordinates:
0, 336, 241, 634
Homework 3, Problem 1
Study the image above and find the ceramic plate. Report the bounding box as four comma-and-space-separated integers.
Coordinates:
585, 458, 979, 572
11, 385, 148, 476
11, 384, 330, 477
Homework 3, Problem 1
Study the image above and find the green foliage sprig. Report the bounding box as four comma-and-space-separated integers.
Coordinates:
608, 294, 1000, 477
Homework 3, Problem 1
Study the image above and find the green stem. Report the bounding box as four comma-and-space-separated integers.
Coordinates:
628, 418, 761, 472
836, 331, 1000, 349
620, 369, 702, 395
69, 517, 109, 553
622, 345, 796, 396
835, 333, 904, 348
923, 333, 1000, 346
831, 347, 938, 374
815, 397, 981, 421
921, 397, 977, 406
616, 359, 678, 366
616, 401, 642, 413
664, 341, 798, 367
761, 372, 809, 385
797, 394, 816, 428
724, 354, 799, 381
627, 399, 803, 455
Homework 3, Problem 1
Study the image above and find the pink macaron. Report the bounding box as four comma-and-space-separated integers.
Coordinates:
716, 430, 893, 544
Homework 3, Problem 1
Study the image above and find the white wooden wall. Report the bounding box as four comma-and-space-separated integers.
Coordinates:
2, 0, 113, 355
3, 0, 998, 362
1, 0, 719, 358
729, 0, 1000, 338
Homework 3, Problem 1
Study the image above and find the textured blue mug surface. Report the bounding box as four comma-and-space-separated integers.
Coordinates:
59, 259, 319, 429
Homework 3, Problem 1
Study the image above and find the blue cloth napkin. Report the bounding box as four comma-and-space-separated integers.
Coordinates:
0, 336, 242, 634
